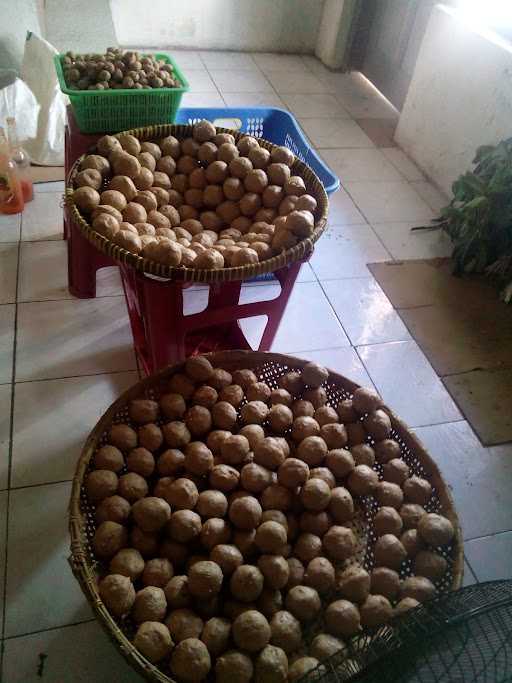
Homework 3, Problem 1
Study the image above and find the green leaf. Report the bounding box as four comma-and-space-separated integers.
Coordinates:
465, 196, 488, 210
431, 137, 512, 301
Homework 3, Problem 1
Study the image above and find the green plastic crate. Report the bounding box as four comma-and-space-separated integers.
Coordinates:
54, 52, 189, 134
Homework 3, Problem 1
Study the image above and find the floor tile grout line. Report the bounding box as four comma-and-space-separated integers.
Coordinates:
5, 477, 76, 493
464, 529, 512, 543
2, 617, 97, 643
13, 367, 139, 386
463, 555, 479, 583
1, 236, 21, 661
201, 49, 284, 104
315, 278, 356, 349
17, 293, 125, 306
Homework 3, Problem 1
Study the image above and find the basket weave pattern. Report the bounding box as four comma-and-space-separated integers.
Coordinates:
65, 124, 329, 284
69, 351, 463, 682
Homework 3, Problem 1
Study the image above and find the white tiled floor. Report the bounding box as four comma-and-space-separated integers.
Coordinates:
0, 50, 510, 680
358, 341, 462, 428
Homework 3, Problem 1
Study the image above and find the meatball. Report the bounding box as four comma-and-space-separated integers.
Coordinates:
133, 586, 167, 623
374, 534, 407, 570
210, 464, 240, 492
168, 510, 202, 543
188, 560, 224, 599
142, 558, 174, 588
229, 496, 263, 530
336, 566, 370, 604
166, 478, 199, 509
210, 544, 244, 575
400, 529, 424, 557
258, 555, 290, 590
325, 599, 361, 637
110, 548, 145, 580
285, 585, 321, 622
325, 449, 354, 479
164, 575, 192, 609
348, 465, 378, 496
370, 567, 401, 600
269, 610, 302, 653
374, 506, 403, 537
197, 490, 228, 519
394, 597, 420, 617
375, 481, 404, 509
201, 616, 231, 656
382, 458, 410, 485
230, 565, 265, 602
310, 634, 346, 661
323, 526, 356, 561
93, 521, 128, 558
297, 436, 328, 467
166, 608, 204, 642
233, 610, 271, 652
288, 658, 320, 682
293, 533, 322, 565
299, 511, 331, 537
133, 621, 173, 663
300, 478, 331, 511
413, 550, 448, 581
216, 650, 254, 683
403, 476, 432, 506
400, 576, 436, 603
170, 638, 211, 682
99, 573, 135, 617
201, 518, 232, 550
255, 521, 287, 554
328, 487, 354, 524
360, 594, 393, 628
304, 557, 335, 595
255, 645, 288, 683
417, 513, 455, 546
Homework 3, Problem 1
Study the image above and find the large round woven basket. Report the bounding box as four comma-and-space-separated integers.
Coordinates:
65, 125, 329, 284
69, 350, 463, 683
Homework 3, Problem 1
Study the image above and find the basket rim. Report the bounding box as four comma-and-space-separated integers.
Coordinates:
69, 350, 464, 683
65, 123, 329, 283
55, 52, 190, 96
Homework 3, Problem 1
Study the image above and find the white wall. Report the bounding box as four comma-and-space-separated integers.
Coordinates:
396, 4, 512, 194
110, 0, 324, 53
45, 0, 116, 55
316, 0, 355, 68
0, 0, 42, 72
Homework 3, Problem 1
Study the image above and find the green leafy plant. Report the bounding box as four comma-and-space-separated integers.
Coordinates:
414, 139, 512, 302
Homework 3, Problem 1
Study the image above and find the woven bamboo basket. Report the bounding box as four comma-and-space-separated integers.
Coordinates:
65, 124, 329, 284
69, 351, 463, 682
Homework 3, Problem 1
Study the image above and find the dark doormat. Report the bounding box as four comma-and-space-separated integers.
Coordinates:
368, 259, 512, 446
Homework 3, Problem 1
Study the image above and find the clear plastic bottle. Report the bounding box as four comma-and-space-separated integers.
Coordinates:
6, 116, 33, 202
0, 128, 24, 215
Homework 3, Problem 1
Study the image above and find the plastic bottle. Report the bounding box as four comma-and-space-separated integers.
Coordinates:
6, 116, 34, 202
0, 128, 24, 215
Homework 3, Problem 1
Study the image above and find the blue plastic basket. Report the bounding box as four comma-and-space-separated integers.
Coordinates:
175, 107, 340, 196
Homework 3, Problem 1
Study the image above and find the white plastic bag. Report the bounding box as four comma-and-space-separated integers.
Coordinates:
0, 69, 40, 140
21, 32, 66, 166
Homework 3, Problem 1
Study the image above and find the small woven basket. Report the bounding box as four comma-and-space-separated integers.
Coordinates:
65, 124, 329, 284
69, 350, 463, 683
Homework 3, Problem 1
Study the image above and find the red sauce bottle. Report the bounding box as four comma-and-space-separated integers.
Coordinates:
0, 129, 25, 215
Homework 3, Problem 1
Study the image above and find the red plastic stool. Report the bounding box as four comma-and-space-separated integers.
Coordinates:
64, 107, 117, 296
120, 262, 302, 375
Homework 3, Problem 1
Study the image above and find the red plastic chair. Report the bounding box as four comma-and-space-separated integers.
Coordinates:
120, 262, 302, 375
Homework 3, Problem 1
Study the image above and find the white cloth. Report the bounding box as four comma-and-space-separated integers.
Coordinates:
21, 32, 66, 166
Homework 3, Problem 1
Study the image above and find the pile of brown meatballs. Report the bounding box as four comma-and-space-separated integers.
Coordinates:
71, 120, 318, 272
84, 356, 456, 682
